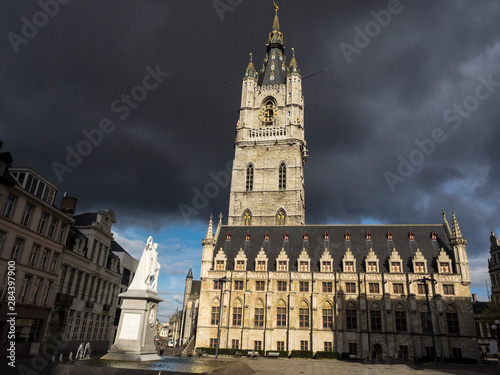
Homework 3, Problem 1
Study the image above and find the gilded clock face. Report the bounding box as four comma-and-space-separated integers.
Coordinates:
259, 102, 277, 123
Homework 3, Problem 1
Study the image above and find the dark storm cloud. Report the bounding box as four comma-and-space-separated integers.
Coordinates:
2, 1, 500, 293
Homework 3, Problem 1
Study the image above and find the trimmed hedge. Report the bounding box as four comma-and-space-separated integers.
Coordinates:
266, 350, 289, 358
314, 351, 339, 360
289, 350, 314, 359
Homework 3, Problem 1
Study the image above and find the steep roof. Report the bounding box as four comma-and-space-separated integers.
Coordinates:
212, 224, 453, 273
73, 212, 97, 226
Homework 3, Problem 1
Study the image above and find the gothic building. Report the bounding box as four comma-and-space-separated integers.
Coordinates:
195, 5, 478, 362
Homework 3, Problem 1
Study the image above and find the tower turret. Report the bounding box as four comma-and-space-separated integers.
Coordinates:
449, 212, 470, 284
201, 215, 216, 277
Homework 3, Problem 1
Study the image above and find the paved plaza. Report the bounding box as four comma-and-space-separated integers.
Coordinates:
228, 357, 500, 375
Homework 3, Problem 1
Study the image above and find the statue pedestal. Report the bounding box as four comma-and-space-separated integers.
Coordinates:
101, 289, 163, 362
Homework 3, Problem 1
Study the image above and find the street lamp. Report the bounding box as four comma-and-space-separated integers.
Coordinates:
491, 319, 500, 367
215, 277, 229, 359
414, 277, 438, 369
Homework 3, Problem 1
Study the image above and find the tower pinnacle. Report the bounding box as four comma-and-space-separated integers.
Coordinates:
245, 52, 257, 78
450, 212, 467, 245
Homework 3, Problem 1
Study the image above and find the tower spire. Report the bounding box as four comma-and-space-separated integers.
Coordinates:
450, 212, 467, 245
288, 47, 299, 73
268, 1, 283, 46
244, 52, 257, 78
205, 214, 214, 240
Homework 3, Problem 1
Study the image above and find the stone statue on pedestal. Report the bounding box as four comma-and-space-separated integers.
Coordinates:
101, 236, 163, 362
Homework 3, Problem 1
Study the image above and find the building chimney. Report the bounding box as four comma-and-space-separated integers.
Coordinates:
60, 194, 78, 216
471, 293, 477, 302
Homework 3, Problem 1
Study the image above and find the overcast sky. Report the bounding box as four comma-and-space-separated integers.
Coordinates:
2, 0, 500, 318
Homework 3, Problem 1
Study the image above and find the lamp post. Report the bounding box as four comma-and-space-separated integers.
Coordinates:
491, 319, 500, 367
414, 277, 438, 369
215, 277, 228, 359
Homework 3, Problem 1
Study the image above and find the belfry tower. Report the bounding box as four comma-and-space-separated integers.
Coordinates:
227, 3, 307, 226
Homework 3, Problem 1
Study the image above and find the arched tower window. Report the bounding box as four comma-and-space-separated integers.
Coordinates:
279, 162, 286, 191
246, 164, 254, 192
242, 210, 252, 226
276, 208, 286, 225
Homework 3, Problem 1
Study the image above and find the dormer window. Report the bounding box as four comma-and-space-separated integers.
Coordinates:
431, 231, 437, 240
387, 231, 393, 240
412, 248, 427, 273
226, 232, 231, 240
323, 231, 329, 240
303, 232, 308, 240
297, 249, 310, 272
264, 232, 269, 241
234, 248, 247, 271
391, 262, 401, 273
409, 231, 415, 240
322, 261, 332, 271
255, 248, 268, 272
343, 248, 356, 272
345, 261, 354, 272
367, 261, 377, 272
437, 248, 452, 274
245, 232, 250, 241
214, 248, 227, 271
344, 231, 350, 240
414, 262, 425, 273
365, 248, 379, 273
389, 248, 403, 273
366, 231, 371, 240
319, 248, 333, 272
278, 260, 287, 271
283, 232, 289, 241
439, 262, 450, 273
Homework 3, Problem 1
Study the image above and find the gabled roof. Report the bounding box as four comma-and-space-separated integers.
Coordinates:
213, 224, 453, 273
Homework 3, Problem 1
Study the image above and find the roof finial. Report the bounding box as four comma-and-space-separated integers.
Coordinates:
274, 1, 279, 13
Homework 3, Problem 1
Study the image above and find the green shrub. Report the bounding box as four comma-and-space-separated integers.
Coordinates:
289, 350, 313, 359
314, 351, 339, 359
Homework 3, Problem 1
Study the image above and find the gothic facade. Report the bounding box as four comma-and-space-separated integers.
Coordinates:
195, 6, 478, 362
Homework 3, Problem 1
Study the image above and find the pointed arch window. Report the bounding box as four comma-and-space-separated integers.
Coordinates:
346, 302, 357, 330
394, 304, 407, 332
369, 303, 382, 331
299, 301, 310, 328
246, 164, 254, 192
276, 208, 286, 225
446, 305, 459, 334
322, 302, 333, 328
279, 162, 286, 191
243, 210, 252, 226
